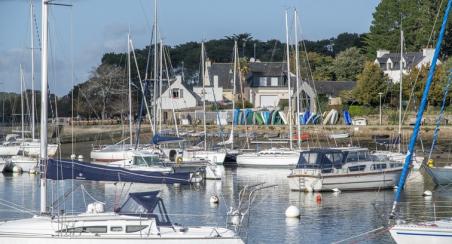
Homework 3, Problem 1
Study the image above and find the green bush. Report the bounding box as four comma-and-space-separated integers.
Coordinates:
348, 105, 376, 116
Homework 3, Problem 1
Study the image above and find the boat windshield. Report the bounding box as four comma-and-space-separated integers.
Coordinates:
345, 150, 370, 162
133, 155, 161, 167
297, 150, 344, 169
118, 191, 172, 225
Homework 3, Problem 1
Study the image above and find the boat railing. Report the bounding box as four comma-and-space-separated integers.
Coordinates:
374, 199, 452, 223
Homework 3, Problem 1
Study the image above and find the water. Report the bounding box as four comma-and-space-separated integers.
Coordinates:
0, 143, 450, 244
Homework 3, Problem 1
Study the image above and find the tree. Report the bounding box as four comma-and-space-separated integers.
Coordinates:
353, 62, 389, 105
365, 0, 438, 57
332, 47, 366, 81
76, 64, 127, 119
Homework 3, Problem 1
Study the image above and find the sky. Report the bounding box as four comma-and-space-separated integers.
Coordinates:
0, 0, 380, 95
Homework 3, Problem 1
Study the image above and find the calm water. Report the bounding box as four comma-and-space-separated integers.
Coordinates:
0, 142, 450, 244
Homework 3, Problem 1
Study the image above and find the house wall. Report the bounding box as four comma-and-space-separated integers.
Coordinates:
250, 87, 292, 108
193, 86, 223, 102
159, 76, 197, 110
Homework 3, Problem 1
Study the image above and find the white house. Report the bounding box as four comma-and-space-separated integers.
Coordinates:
158, 75, 200, 111
374, 48, 439, 83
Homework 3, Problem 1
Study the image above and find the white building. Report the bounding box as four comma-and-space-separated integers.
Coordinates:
158, 75, 200, 111
374, 48, 439, 83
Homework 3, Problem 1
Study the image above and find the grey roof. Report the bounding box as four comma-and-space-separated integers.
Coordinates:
312, 80, 357, 97
207, 63, 239, 90
247, 62, 287, 77
376, 52, 424, 70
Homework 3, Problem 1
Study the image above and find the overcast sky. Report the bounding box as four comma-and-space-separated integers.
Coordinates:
0, 0, 380, 95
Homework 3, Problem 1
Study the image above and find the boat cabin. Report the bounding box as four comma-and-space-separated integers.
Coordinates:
295, 148, 401, 173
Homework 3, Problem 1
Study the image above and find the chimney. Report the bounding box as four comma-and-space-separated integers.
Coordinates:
376, 49, 390, 58
422, 48, 435, 59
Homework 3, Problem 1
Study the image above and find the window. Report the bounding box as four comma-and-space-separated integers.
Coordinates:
171, 88, 179, 98
133, 156, 161, 166
58, 226, 107, 233
271, 77, 278, 86
110, 226, 123, 232
126, 225, 148, 233
348, 165, 366, 172
259, 77, 267, 86
371, 164, 387, 170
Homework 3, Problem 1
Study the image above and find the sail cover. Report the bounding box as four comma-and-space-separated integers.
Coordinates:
46, 159, 192, 184
151, 134, 184, 145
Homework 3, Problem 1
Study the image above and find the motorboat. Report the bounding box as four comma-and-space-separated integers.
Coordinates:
288, 147, 403, 191
0, 191, 244, 244
236, 148, 300, 167
372, 151, 424, 170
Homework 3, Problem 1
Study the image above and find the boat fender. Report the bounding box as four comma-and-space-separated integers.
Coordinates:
427, 159, 434, 168
176, 157, 183, 164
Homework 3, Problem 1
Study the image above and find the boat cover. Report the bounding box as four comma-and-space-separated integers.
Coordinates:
46, 159, 192, 184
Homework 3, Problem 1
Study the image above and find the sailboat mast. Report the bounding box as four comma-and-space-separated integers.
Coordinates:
20, 65, 25, 142
127, 34, 133, 146
153, 0, 158, 133
398, 30, 403, 153
294, 9, 301, 149
40, 0, 49, 214
30, 0, 35, 140
201, 42, 207, 151
231, 41, 238, 150
285, 10, 293, 150
159, 39, 163, 132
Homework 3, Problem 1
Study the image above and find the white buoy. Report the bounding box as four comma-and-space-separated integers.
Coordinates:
285, 205, 300, 218
77, 155, 84, 161
423, 190, 433, 196
12, 165, 22, 173
230, 215, 241, 225
70, 154, 76, 160
210, 195, 219, 204
332, 188, 341, 193
393, 186, 398, 191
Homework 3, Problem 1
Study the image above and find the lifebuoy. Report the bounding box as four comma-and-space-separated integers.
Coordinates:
176, 157, 183, 164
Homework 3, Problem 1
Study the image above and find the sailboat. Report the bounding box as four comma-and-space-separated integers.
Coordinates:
0, 1, 244, 243
236, 10, 301, 167
389, 1, 452, 243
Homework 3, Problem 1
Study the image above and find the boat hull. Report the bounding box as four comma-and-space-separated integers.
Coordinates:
46, 159, 194, 185
390, 224, 452, 244
0, 237, 243, 244
236, 153, 299, 168
424, 166, 452, 185
288, 168, 402, 191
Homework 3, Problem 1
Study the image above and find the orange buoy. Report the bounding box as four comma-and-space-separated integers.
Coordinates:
315, 194, 322, 203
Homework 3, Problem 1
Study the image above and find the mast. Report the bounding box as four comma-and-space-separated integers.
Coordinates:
127, 34, 133, 146
231, 41, 238, 150
390, 0, 452, 218
40, 0, 49, 214
398, 29, 403, 153
285, 10, 293, 150
294, 9, 301, 149
201, 42, 207, 151
20, 65, 25, 142
153, 0, 158, 133
159, 39, 163, 132
30, 0, 36, 140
